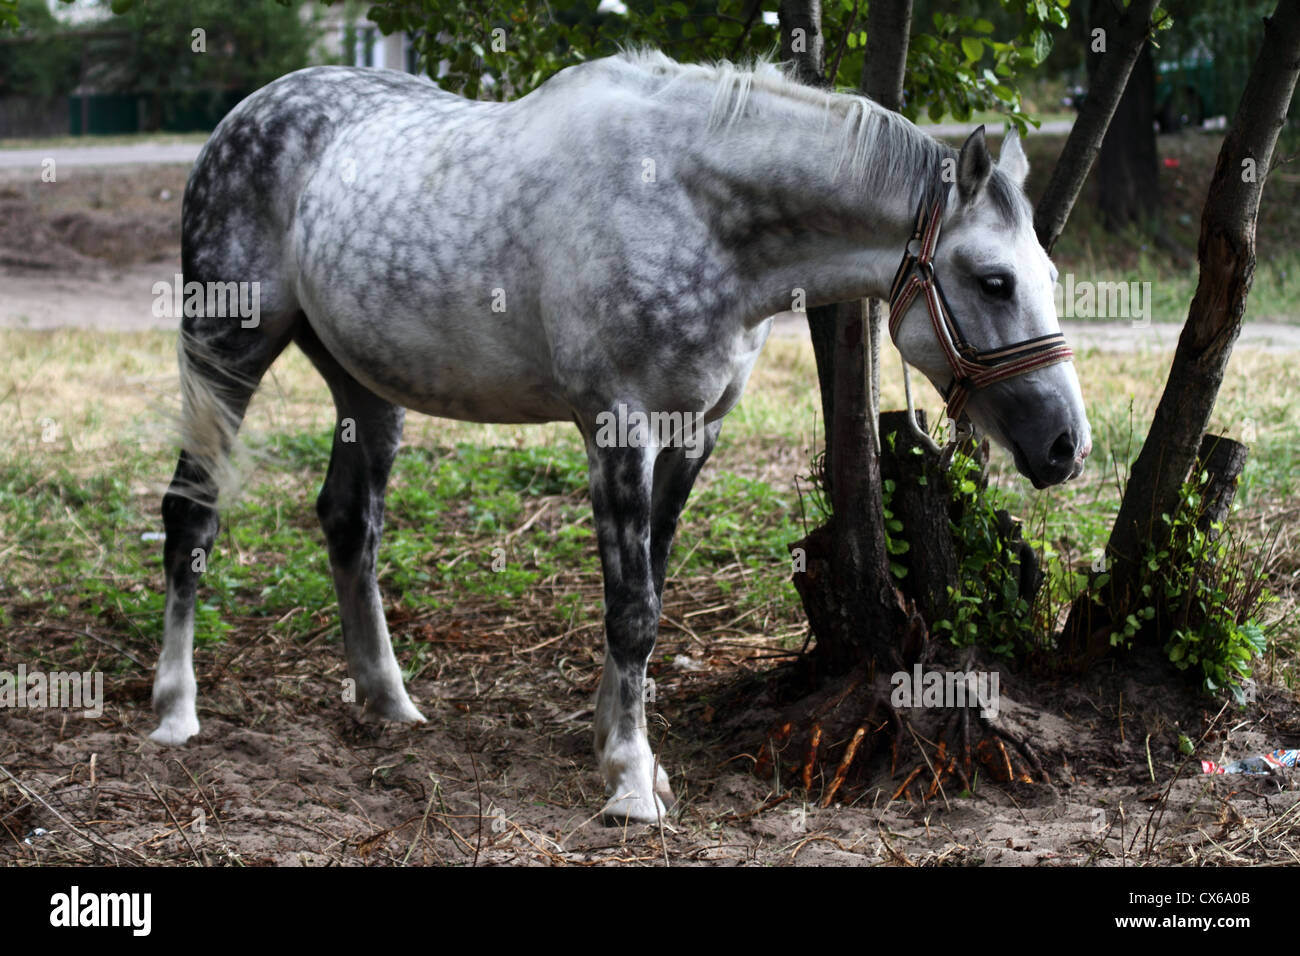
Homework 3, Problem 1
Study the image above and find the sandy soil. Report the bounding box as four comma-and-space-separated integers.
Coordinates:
4, 614, 1297, 867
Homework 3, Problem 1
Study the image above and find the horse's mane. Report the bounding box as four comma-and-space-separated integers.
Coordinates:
614, 47, 1026, 224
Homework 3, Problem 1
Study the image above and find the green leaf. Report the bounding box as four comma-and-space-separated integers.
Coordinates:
961, 37, 983, 62
1030, 29, 1052, 65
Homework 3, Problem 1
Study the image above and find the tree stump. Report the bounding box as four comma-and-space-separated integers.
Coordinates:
878, 409, 958, 629
1194, 433, 1248, 540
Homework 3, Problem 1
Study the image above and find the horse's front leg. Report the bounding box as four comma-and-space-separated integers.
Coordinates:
585, 439, 673, 825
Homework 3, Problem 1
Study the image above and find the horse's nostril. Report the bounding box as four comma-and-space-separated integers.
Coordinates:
1049, 431, 1075, 464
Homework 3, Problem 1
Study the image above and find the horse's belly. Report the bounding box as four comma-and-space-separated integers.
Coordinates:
298, 295, 571, 423
368, 356, 571, 423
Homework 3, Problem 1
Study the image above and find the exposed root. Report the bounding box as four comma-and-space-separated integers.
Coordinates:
756, 663, 1050, 806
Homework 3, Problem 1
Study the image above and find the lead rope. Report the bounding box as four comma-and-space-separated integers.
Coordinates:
900, 358, 944, 456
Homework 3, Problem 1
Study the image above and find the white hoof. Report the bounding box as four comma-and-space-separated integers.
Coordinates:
149, 713, 200, 746
363, 689, 426, 725
601, 791, 668, 827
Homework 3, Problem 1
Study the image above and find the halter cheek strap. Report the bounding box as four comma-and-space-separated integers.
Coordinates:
887, 198, 1074, 422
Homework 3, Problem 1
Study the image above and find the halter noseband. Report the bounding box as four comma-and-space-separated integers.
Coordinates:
887, 198, 1074, 422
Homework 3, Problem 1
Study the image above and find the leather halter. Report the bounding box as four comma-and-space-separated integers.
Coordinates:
887, 197, 1074, 422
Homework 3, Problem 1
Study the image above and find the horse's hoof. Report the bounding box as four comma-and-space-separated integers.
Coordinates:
600, 792, 669, 827
149, 714, 200, 746
364, 694, 426, 725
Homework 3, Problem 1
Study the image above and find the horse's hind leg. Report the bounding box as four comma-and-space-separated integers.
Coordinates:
649, 421, 722, 599
152, 324, 292, 745
295, 326, 425, 726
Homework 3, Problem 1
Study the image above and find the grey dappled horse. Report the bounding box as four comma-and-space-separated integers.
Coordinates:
151, 50, 1091, 825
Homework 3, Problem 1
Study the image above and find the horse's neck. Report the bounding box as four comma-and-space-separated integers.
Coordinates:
685, 88, 926, 318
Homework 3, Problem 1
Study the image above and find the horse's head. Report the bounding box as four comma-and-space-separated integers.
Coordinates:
890, 127, 1090, 488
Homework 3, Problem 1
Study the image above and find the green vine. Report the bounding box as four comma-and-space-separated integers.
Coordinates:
933, 447, 1037, 657
1104, 471, 1273, 702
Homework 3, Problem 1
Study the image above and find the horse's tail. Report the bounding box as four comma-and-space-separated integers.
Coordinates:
169, 330, 260, 508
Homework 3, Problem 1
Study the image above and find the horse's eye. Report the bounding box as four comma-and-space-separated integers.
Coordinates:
978, 273, 1014, 300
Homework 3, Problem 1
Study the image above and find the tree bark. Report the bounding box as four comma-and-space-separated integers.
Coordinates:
1194, 435, 1248, 541
878, 410, 957, 629
1033, 0, 1162, 254
1080, 1, 1300, 631
861, 0, 911, 111
788, 0, 917, 674
860, 0, 912, 426
1095, 39, 1159, 231
779, 0, 826, 88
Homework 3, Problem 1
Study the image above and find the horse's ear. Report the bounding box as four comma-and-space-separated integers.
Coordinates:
957, 126, 992, 205
999, 126, 1029, 188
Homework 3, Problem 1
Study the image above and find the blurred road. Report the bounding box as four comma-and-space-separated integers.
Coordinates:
0, 142, 202, 170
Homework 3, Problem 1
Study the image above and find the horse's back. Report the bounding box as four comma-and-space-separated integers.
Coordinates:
180, 58, 757, 425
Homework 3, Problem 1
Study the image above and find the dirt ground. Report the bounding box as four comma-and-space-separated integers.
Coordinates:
2, 162, 1298, 867
4, 609, 1298, 866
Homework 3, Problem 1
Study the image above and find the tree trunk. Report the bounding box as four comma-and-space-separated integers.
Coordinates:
860, 0, 912, 432
860, 0, 911, 111
791, 304, 913, 675
787, 0, 916, 675
1033, 0, 1162, 254
1095, 40, 1159, 231
778, 0, 826, 88
1075, 1, 1300, 634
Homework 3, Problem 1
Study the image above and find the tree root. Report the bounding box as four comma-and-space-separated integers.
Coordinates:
755, 665, 1049, 806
